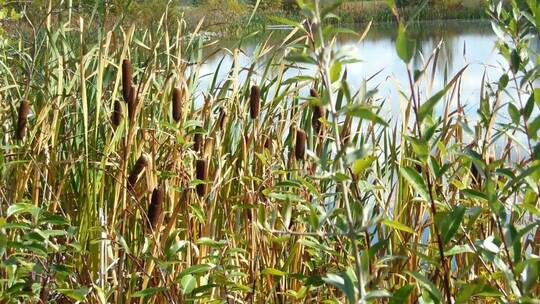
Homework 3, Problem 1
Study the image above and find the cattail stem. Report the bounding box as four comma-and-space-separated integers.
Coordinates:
16, 99, 30, 140
172, 87, 182, 122
122, 59, 133, 102
249, 85, 260, 119
195, 159, 208, 197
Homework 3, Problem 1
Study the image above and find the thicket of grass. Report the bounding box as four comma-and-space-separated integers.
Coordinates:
0, 0, 539, 303
7, 0, 489, 37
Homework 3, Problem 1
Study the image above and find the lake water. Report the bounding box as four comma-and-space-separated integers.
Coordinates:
197, 20, 507, 123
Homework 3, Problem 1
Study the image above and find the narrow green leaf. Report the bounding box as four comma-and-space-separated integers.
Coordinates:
382, 219, 416, 234
405, 271, 443, 302
439, 206, 466, 244
400, 167, 430, 201
262, 268, 287, 277
396, 24, 415, 63
418, 66, 467, 122
181, 274, 197, 294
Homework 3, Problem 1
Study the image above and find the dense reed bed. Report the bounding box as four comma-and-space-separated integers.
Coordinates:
0, 1, 539, 303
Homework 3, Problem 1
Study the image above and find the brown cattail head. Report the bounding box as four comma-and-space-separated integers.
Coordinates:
148, 186, 164, 229
295, 128, 307, 160
172, 87, 182, 122
264, 136, 272, 151
310, 88, 319, 98
16, 100, 30, 140
193, 132, 203, 152
218, 108, 228, 131
122, 59, 133, 102
128, 153, 149, 190
470, 162, 481, 185
128, 85, 137, 121
195, 159, 208, 197
112, 100, 122, 129
249, 85, 260, 119
312, 105, 325, 134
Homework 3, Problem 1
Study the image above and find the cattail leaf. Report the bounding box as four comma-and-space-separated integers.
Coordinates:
352, 156, 376, 175
400, 167, 430, 201
503, 223, 521, 263
261, 268, 287, 277
406, 135, 429, 160
132, 287, 166, 298
56, 288, 89, 302
7, 203, 41, 218
267, 16, 303, 29
342, 104, 387, 126
405, 271, 443, 302
330, 61, 342, 83
180, 274, 197, 294
285, 54, 317, 65
196, 237, 227, 247
382, 219, 416, 235
508, 103, 521, 124
437, 205, 466, 244
396, 24, 416, 63
455, 282, 502, 303
179, 264, 212, 278
444, 244, 474, 256
365, 289, 391, 300
323, 272, 356, 304
282, 75, 316, 85
321, 0, 343, 19
418, 66, 467, 122
390, 284, 414, 304
528, 116, 540, 139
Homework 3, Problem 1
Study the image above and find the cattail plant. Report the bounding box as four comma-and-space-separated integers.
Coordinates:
217, 107, 228, 131
147, 185, 163, 229
122, 59, 133, 102
310, 88, 325, 134
312, 106, 325, 134
16, 99, 30, 140
249, 85, 260, 119
172, 87, 182, 122
128, 85, 137, 121
264, 136, 272, 151
195, 159, 208, 197
295, 128, 307, 160
112, 100, 122, 129
193, 131, 203, 152
128, 153, 149, 190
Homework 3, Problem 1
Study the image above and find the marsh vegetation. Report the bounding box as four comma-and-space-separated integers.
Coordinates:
0, 0, 539, 303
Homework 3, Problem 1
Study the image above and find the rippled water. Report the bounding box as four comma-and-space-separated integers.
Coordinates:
197, 20, 504, 119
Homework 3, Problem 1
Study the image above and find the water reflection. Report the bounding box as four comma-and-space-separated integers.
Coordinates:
197, 20, 503, 121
